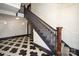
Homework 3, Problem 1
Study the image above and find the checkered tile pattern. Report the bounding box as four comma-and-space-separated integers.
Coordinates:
0, 36, 50, 56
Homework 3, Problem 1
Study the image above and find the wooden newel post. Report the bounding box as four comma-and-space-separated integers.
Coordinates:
27, 3, 31, 10
56, 27, 62, 56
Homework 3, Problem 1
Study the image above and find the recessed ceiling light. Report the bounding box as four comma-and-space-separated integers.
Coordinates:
4, 21, 7, 24
16, 17, 20, 19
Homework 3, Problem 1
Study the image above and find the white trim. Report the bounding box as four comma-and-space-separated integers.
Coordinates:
0, 10, 16, 16
0, 10, 24, 17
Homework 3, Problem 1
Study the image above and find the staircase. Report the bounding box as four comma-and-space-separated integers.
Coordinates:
17, 4, 63, 56
23, 4, 63, 56
17, 4, 79, 56
24, 9, 56, 51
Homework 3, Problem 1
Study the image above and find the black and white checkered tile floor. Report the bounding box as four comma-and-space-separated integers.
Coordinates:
0, 36, 51, 56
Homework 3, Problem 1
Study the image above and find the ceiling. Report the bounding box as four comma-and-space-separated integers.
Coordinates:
5, 3, 21, 9
0, 3, 29, 17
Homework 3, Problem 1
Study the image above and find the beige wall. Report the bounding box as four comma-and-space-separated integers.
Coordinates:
31, 3, 79, 50
0, 14, 27, 38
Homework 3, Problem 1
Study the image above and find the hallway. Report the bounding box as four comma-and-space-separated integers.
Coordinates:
0, 3, 78, 56
0, 36, 50, 56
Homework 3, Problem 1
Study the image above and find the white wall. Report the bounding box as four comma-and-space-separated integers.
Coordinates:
31, 3, 79, 50
33, 30, 51, 51
0, 14, 27, 38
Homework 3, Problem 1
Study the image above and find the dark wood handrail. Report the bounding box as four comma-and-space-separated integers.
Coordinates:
26, 4, 57, 32
27, 10, 57, 32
